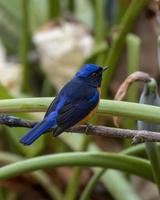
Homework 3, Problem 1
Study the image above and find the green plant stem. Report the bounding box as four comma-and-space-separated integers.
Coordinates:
60, 136, 149, 200
124, 33, 141, 147
80, 141, 145, 200
48, 0, 60, 19
83, 141, 160, 200
0, 151, 62, 200
138, 79, 160, 193
80, 168, 106, 200
146, 80, 160, 192
81, 142, 151, 200
145, 142, 160, 192
0, 81, 44, 157
94, 0, 105, 43
1, 98, 160, 123
64, 137, 90, 200
101, 169, 141, 200
122, 144, 146, 156
93, 0, 106, 65
126, 33, 141, 98
98, 100, 160, 123
126, 33, 141, 119
102, 0, 148, 97
20, 0, 31, 93
0, 152, 152, 181
81, 168, 141, 200
68, 0, 75, 13
64, 167, 82, 200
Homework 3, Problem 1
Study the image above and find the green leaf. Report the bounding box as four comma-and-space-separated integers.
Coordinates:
138, 78, 160, 192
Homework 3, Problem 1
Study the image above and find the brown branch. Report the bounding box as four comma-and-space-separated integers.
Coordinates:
0, 115, 160, 144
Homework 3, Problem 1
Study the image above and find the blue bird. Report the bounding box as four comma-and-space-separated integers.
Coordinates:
20, 64, 108, 145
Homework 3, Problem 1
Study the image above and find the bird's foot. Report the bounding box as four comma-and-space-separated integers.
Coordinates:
85, 122, 93, 134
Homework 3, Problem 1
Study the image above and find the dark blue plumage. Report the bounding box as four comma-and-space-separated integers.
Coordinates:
20, 64, 108, 145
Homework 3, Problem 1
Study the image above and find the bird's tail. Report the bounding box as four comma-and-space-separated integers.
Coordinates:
19, 120, 52, 145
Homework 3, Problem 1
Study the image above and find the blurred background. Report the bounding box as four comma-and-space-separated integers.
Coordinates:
0, 0, 160, 199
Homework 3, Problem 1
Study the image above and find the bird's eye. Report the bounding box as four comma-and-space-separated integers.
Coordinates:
91, 73, 97, 77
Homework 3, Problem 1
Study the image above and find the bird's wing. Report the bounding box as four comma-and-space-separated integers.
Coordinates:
44, 78, 99, 136
44, 78, 78, 117
52, 89, 99, 136
45, 78, 94, 118
44, 96, 59, 117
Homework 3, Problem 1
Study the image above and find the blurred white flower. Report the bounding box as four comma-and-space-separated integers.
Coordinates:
0, 42, 21, 93
33, 20, 94, 90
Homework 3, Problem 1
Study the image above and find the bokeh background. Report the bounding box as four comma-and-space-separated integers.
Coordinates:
0, 0, 160, 200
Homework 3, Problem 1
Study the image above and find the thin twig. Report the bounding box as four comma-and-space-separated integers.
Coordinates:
0, 115, 37, 128
0, 115, 160, 144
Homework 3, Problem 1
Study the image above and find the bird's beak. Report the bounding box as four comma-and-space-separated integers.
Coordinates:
102, 66, 109, 72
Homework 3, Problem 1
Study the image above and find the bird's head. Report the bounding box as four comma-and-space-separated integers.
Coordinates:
75, 64, 108, 87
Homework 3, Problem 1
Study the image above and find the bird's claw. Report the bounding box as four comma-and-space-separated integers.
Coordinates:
85, 122, 93, 134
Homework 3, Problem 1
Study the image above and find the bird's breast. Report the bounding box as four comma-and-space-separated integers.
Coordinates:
76, 87, 101, 125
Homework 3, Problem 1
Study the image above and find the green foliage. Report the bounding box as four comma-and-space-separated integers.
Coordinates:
138, 79, 160, 192
48, 0, 61, 19
101, 0, 149, 97
0, 0, 159, 199
0, 152, 152, 181
0, 84, 44, 157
